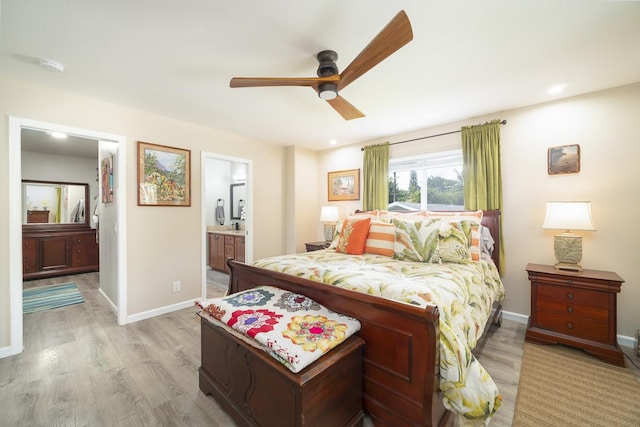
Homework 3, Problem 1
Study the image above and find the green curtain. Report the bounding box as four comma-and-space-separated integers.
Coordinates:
461, 119, 505, 274
55, 187, 62, 223
362, 143, 389, 211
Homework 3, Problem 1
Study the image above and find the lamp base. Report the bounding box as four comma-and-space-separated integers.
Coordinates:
554, 262, 583, 272
554, 233, 583, 270
323, 224, 335, 242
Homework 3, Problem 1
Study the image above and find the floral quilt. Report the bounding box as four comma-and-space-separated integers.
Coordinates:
252, 250, 505, 426
196, 285, 361, 373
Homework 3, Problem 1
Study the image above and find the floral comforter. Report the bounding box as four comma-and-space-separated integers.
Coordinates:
253, 250, 505, 426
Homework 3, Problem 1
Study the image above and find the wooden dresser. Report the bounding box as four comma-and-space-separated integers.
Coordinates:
23, 228, 99, 280
208, 232, 245, 273
26, 210, 50, 223
525, 263, 625, 366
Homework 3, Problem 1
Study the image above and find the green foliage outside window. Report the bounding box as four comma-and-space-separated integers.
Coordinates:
388, 169, 463, 206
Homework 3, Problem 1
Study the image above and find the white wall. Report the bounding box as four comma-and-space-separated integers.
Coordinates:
0, 75, 286, 349
316, 83, 640, 338
288, 146, 319, 253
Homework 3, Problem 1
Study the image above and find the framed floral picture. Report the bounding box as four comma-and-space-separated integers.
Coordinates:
328, 169, 360, 201
137, 141, 191, 206
548, 144, 580, 175
101, 155, 114, 203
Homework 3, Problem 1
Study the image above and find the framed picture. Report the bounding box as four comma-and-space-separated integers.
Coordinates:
328, 169, 360, 201
101, 155, 114, 203
137, 141, 191, 206
548, 144, 580, 175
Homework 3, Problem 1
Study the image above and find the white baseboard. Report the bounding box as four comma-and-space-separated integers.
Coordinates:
0, 345, 16, 359
501, 309, 529, 324
126, 298, 196, 324
501, 310, 635, 350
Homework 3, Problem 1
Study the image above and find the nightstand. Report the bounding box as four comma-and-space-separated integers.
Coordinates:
305, 241, 330, 252
525, 263, 625, 366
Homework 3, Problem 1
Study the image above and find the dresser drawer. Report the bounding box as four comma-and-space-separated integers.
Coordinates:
535, 310, 609, 342
536, 297, 609, 321
535, 283, 608, 309
71, 233, 97, 247
23, 239, 37, 273
224, 235, 235, 245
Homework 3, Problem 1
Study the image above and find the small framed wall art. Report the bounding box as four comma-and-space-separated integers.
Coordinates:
137, 141, 191, 206
101, 155, 114, 203
328, 168, 360, 201
548, 144, 580, 175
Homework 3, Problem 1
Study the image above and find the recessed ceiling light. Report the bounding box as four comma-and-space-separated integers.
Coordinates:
40, 59, 65, 73
547, 83, 567, 95
329, 139, 337, 145
49, 131, 68, 139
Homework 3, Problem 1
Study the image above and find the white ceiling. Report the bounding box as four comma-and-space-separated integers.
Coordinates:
2, 1, 640, 152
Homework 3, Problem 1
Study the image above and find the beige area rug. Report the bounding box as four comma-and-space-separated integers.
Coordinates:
513, 343, 640, 426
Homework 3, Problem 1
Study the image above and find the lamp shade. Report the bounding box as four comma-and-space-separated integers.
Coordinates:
542, 201, 596, 231
320, 206, 339, 222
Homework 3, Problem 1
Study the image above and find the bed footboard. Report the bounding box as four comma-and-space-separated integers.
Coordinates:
227, 260, 450, 427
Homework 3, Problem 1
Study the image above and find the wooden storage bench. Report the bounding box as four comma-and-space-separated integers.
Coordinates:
199, 316, 364, 427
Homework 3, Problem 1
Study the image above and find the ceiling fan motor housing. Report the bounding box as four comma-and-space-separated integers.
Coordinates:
317, 50, 339, 100
316, 50, 339, 77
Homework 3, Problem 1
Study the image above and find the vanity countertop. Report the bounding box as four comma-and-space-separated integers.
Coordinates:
207, 227, 244, 236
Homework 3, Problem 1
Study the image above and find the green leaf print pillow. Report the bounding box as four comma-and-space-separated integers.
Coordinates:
392, 218, 441, 263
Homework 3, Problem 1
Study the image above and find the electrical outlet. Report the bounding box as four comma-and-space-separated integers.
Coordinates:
172, 280, 181, 292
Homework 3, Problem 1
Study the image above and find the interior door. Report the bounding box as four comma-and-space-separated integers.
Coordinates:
98, 141, 119, 307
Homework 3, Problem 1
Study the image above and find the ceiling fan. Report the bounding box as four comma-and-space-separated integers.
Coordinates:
229, 10, 413, 120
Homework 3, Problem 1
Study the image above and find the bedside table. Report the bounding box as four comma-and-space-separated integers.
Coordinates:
525, 263, 625, 366
305, 241, 330, 252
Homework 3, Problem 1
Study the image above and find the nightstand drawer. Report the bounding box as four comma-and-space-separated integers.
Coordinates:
536, 283, 608, 309
535, 310, 608, 342
536, 297, 609, 321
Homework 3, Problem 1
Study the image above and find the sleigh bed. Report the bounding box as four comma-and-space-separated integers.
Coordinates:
202, 210, 504, 427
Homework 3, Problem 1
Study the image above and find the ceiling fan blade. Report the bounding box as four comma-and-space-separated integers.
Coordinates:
230, 75, 338, 88
326, 95, 365, 121
338, 10, 413, 90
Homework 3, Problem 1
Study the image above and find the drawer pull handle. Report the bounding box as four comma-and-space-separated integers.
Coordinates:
567, 322, 574, 329
567, 306, 574, 313
567, 293, 574, 299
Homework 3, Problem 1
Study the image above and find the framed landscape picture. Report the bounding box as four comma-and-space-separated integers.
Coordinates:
137, 141, 191, 206
548, 144, 580, 175
328, 169, 360, 201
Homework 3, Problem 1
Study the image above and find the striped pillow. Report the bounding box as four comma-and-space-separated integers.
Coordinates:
365, 221, 395, 257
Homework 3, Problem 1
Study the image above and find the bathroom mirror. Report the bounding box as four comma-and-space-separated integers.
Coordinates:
230, 183, 246, 220
22, 180, 90, 228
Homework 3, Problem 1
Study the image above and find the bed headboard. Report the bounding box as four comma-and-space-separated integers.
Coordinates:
480, 210, 501, 267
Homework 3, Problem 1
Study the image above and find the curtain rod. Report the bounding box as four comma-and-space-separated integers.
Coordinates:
361, 119, 507, 151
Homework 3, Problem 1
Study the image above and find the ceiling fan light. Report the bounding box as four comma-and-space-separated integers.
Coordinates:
318, 83, 338, 100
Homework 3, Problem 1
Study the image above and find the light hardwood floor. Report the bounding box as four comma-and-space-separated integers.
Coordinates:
2, 272, 638, 426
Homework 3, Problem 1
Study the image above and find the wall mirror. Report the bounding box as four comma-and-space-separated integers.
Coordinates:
230, 183, 246, 220
22, 179, 90, 229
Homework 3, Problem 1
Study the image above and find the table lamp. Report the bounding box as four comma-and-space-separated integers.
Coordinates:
542, 201, 596, 271
320, 206, 339, 241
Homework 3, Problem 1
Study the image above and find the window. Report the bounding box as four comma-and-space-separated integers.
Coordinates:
388, 150, 464, 212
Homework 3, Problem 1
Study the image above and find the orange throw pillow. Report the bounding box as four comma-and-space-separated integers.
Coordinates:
336, 218, 372, 255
